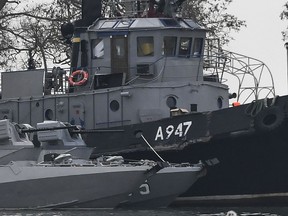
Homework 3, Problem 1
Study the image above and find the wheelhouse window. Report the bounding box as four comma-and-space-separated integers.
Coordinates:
192, 38, 203, 57
162, 36, 177, 56
92, 38, 104, 58
137, 37, 154, 57
178, 37, 192, 57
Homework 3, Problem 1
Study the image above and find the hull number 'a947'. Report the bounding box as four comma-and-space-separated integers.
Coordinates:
155, 121, 192, 141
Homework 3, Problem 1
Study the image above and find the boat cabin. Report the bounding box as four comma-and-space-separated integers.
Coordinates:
71, 17, 206, 91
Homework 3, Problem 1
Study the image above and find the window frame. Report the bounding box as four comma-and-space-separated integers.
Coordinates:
178, 37, 192, 58
162, 36, 177, 57
91, 38, 105, 59
137, 36, 154, 57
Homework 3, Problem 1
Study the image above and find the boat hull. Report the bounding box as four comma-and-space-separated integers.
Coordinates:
0, 163, 152, 209
118, 165, 205, 208
87, 95, 288, 205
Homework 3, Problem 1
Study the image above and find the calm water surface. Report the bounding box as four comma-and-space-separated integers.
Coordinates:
0, 207, 287, 216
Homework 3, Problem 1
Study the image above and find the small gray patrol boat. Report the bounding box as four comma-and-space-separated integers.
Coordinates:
0, 159, 159, 209
0, 119, 93, 164
0, 119, 205, 209
97, 156, 206, 209
122, 163, 206, 208
0, 119, 164, 209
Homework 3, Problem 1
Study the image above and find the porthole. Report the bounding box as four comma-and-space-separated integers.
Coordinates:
36, 102, 40, 107
166, 96, 177, 109
217, 96, 223, 109
110, 100, 120, 112
45, 109, 54, 120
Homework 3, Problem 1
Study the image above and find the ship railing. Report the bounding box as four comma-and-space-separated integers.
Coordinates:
44, 67, 70, 95
43, 46, 276, 106
105, 0, 150, 18
105, 0, 181, 18
203, 39, 275, 104
43, 56, 203, 96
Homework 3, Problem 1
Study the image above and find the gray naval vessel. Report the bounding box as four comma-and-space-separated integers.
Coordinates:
129, 165, 206, 208
117, 159, 206, 208
0, 119, 206, 209
0, 119, 92, 165
2, 0, 288, 205
0, 119, 163, 209
0, 159, 158, 209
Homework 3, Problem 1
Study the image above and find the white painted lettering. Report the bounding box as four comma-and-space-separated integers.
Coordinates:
139, 183, 150, 195
155, 126, 164, 141
154, 121, 192, 141
166, 125, 174, 139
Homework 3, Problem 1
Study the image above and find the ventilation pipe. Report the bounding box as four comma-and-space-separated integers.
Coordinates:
80, 0, 102, 27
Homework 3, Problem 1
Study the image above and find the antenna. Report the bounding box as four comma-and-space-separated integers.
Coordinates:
285, 42, 288, 93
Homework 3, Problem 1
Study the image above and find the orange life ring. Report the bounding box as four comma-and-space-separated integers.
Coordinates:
68, 70, 89, 86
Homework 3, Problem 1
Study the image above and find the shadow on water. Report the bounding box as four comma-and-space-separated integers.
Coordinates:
1, 207, 288, 216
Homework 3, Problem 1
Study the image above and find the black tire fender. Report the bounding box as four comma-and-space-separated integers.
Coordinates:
254, 106, 285, 132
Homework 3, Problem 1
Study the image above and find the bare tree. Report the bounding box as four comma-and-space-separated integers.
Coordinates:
0, 0, 81, 71
0, 0, 23, 69
281, 2, 288, 40
0, 0, 7, 11
181, 0, 246, 46
0, 0, 245, 71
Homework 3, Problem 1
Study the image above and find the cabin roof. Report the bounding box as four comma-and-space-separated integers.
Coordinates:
88, 18, 205, 32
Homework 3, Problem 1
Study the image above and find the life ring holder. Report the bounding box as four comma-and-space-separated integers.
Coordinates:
68, 70, 89, 86
254, 106, 285, 132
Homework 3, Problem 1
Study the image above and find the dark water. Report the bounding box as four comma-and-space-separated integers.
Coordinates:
0, 207, 287, 216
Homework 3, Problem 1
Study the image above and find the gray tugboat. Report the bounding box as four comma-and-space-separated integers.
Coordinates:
0, 0, 288, 205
